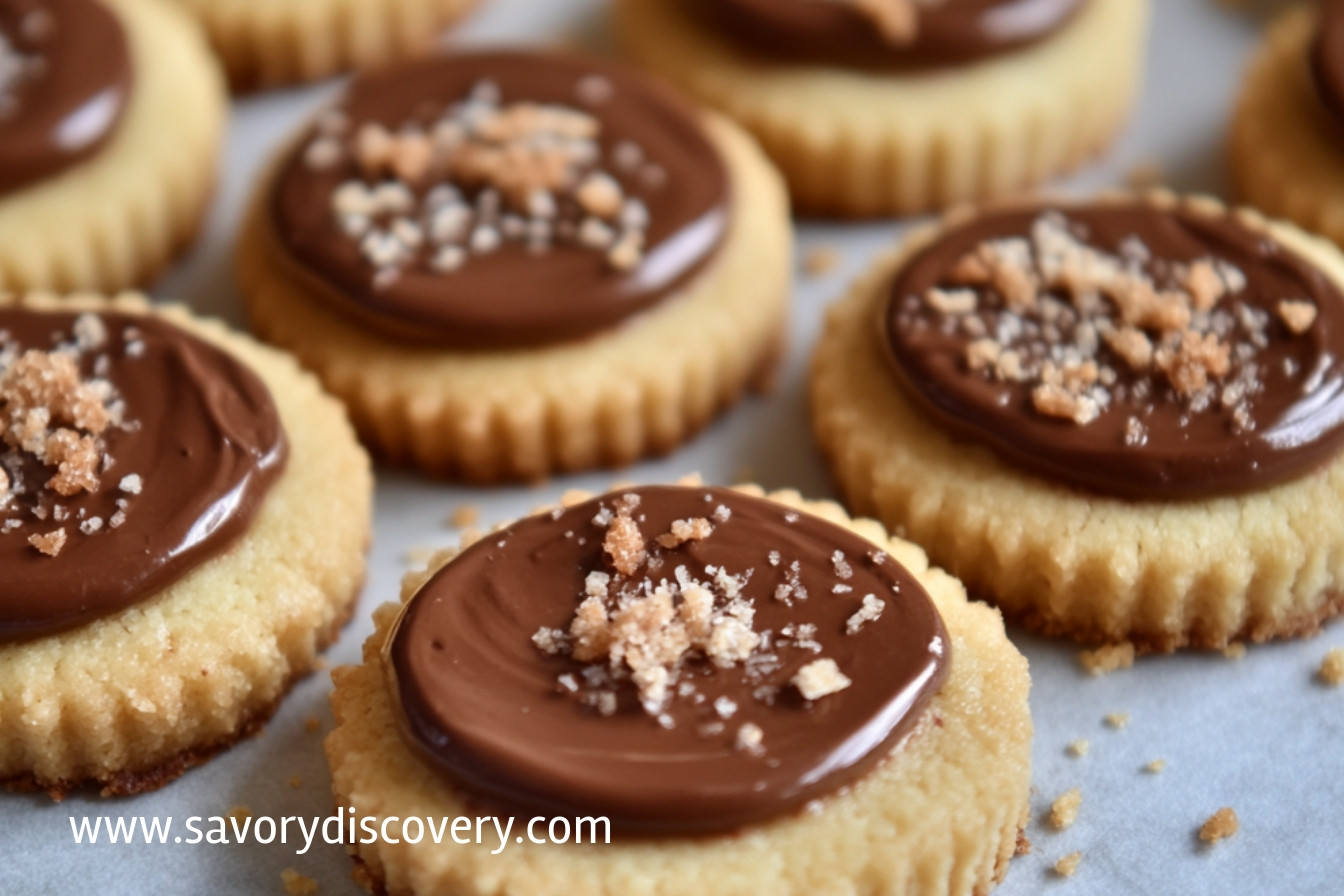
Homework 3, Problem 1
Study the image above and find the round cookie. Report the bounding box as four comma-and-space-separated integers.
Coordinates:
166, 0, 478, 90
326, 483, 1032, 896
612, 0, 1148, 218
237, 50, 792, 482
0, 0, 225, 294
0, 293, 371, 797
1230, 2, 1344, 251
811, 190, 1344, 651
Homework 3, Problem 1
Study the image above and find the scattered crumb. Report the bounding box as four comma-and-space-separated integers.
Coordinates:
228, 806, 252, 823
1077, 643, 1135, 676
1068, 739, 1090, 758
289, 776, 302, 788
313, 657, 329, 672
281, 868, 319, 895
304, 716, 321, 734
735, 722, 764, 756
802, 245, 841, 277
792, 658, 852, 700
1318, 647, 1344, 686
1277, 299, 1318, 335
449, 504, 480, 528
1054, 851, 1083, 877
1222, 643, 1246, 661
1105, 712, 1131, 729
1199, 807, 1239, 844
1145, 758, 1167, 774
28, 528, 67, 557
1049, 788, 1082, 830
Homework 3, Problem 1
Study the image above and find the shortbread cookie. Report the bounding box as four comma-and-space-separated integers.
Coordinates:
0, 293, 371, 797
237, 50, 791, 482
0, 0, 225, 293
1231, 2, 1344, 250
613, 0, 1148, 218
812, 191, 1344, 651
327, 483, 1031, 896
167, 0, 478, 90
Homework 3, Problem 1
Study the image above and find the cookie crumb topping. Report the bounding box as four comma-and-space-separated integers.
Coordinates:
533, 493, 890, 755
906, 211, 1319, 435
307, 77, 665, 287
807, 0, 945, 45
0, 12, 47, 121
0, 314, 142, 558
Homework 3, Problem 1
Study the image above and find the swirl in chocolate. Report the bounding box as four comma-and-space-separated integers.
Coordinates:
1311, 0, 1344, 139
386, 485, 949, 834
883, 200, 1344, 499
684, 0, 1088, 68
0, 308, 287, 641
0, 0, 132, 197
270, 51, 729, 349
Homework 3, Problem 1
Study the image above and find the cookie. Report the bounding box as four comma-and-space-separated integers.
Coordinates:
0, 293, 371, 797
1230, 1, 1344, 251
327, 482, 1031, 896
812, 191, 1344, 650
0, 0, 225, 293
612, 0, 1148, 218
237, 50, 791, 482
167, 0, 479, 90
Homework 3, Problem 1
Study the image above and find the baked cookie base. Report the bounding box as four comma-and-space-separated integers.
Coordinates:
237, 113, 793, 483
171, 0, 479, 90
0, 293, 372, 797
0, 0, 225, 294
326, 485, 1032, 896
613, 0, 1147, 218
810, 191, 1344, 651
1230, 4, 1344, 250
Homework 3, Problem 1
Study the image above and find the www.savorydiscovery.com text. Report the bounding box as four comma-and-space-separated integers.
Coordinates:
69, 807, 611, 855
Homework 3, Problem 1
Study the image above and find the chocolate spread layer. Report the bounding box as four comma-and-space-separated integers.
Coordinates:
387, 485, 949, 833
0, 308, 287, 641
271, 50, 729, 349
0, 0, 132, 196
884, 201, 1344, 498
685, 0, 1088, 68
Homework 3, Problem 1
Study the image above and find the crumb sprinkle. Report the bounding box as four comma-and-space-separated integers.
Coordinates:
1054, 851, 1083, 877
1318, 647, 1344, 686
1049, 788, 1082, 830
1199, 807, 1239, 844
904, 209, 1316, 438
1077, 643, 1134, 676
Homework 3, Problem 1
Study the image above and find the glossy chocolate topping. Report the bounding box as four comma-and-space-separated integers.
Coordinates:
0, 0, 132, 197
884, 201, 1344, 499
271, 50, 729, 349
1311, 1, 1344, 134
0, 309, 287, 641
387, 485, 949, 833
685, 0, 1088, 68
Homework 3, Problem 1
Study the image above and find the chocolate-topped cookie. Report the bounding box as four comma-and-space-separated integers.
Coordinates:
238, 49, 791, 481
0, 294, 370, 798
1232, 0, 1344, 252
615, 0, 1148, 217
812, 192, 1344, 650
0, 0, 224, 293
327, 483, 1030, 896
